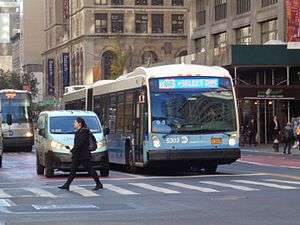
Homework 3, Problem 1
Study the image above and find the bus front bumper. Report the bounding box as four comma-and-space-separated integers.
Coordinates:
3, 137, 34, 148
147, 148, 241, 165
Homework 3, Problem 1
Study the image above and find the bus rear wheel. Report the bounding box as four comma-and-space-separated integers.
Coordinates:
25, 146, 32, 152
0, 156, 2, 168
204, 164, 218, 173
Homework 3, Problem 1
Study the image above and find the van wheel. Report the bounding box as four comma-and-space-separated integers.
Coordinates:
36, 155, 44, 175
0, 156, 2, 168
204, 164, 218, 173
45, 160, 54, 178
100, 168, 109, 177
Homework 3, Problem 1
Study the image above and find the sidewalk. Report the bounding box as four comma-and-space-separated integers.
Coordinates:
241, 144, 300, 155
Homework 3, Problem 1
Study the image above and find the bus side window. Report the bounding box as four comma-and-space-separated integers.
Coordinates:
116, 93, 125, 134
125, 92, 133, 133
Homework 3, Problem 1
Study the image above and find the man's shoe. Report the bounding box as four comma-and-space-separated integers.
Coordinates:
93, 183, 103, 190
58, 185, 70, 191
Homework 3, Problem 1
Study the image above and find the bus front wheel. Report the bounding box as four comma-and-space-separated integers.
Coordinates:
204, 164, 218, 173
25, 146, 32, 152
0, 156, 2, 168
99, 168, 109, 177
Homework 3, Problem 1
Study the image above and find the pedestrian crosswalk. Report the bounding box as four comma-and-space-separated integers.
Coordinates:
0, 178, 300, 199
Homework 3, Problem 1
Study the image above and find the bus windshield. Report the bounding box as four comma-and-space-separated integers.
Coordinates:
50, 116, 102, 134
149, 77, 237, 134
0, 94, 31, 123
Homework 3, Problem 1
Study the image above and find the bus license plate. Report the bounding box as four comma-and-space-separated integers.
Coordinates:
211, 138, 222, 144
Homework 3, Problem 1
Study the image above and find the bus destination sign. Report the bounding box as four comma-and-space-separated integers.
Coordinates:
158, 78, 219, 90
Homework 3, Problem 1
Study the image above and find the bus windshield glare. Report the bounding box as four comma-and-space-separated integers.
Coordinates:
50, 116, 102, 134
149, 77, 237, 134
0, 94, 31, 123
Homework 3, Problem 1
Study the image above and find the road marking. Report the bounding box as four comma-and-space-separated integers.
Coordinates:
24, 188, 57, 198
264, 179, 300, 185
130, 183, 180, 194
104, 184, 138, 195
232, 180, 298, 190
166, 182, 220, 193
0, 199, 12, 207
0, 189, 11, 198
238, 159, 300, 169
199, 181, 259, 191
32, 204, 98, 210
70, 186, 99, 197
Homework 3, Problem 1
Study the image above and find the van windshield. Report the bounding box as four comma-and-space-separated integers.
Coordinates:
50, 116, 102, 134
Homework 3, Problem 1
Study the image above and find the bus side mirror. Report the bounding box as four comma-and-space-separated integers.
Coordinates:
6, 114, 12, 126
103, 127, 110, 136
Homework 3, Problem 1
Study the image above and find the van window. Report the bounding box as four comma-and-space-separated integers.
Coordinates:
49, 116, 102, 134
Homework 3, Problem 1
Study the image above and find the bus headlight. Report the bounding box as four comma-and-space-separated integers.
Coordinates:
25, 132, 33, 137
97, 140, 107, 148
50, 140, 65, 149
152, 136, 161, 148
228, 134, 238, 146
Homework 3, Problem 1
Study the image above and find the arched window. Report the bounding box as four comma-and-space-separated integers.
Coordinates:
141, 51, 158, 65
177, 50, 188, 57
101, 50, 115, 80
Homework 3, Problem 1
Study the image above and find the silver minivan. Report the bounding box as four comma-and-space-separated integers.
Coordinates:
35, 110, 109, 177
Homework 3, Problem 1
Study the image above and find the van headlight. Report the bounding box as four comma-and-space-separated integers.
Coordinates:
228, 134, 238, 146
152, 136, 161, 148
50, 140, 65, 149
97, 140, 107, 148
25, 132, 33, 137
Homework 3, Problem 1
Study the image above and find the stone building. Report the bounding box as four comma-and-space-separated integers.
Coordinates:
42, 0, 188, 98
188, 0, 300, 143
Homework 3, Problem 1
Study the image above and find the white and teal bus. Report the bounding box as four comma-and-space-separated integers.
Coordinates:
0, 90, 34, 152
63, 64, 240, 172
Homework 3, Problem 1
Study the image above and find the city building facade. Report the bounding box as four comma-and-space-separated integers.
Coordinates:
0, 0, 20, 71
42, 0, 188, 98
188, 0, 300, 143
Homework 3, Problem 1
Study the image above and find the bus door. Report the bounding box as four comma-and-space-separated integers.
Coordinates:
133, 91, 147, 164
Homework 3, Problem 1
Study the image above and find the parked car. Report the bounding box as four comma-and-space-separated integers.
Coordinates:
35, 110, 109, 177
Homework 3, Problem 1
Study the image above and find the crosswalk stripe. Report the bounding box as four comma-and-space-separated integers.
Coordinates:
24, 188, 57, 198
0, 189, 11, 198
199, 181, 259, 191
232, 180, 298, 190
264, 179, 300, 185
130, 183, 180, 194
70, 186, 99, 197
166, 182, 220, 192
104, 184, 139, 195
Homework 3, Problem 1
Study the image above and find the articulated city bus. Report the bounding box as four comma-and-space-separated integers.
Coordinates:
63, 64, 240, 172
0, 102, 3, 167
0, 90, 34, 152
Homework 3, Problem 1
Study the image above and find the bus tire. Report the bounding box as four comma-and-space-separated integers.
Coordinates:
204, 164, 218, 173
125, 139, 136, 173
100, 168, 109, 177
45, 160, 54, 178
0, 156, 2, 168
25, 146, 32, 152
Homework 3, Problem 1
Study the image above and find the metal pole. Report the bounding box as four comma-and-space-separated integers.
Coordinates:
264, 99, 267, 144
288, 101, 290, 123
234, 67, 237, 86
287, 66, 290, 86
257, 101, 260, 144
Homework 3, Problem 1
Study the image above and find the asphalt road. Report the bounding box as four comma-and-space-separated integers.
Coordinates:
1, 150, 300, 225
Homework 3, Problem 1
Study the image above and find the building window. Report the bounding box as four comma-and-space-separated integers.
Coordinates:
196, 0, 205, 26
195, 37, 206, 53
142, 51, 158, 64
95, 0, 107, 4
152, 0, 163, 6
135, 14, 148, 33
236, 26, 252, 45
262, 0, 277, 7
95, 14, 107, 33
261, 19, 278, 43
172, 14, 184, 34
111, 14, 124, 33
136, 0, 147, 4
152, 14, 164, 33
214, 32, 227, 55
215, 0, 227, 21
172, 0, 184, 6
237, 0, 251, 14
111, 0, 123, 5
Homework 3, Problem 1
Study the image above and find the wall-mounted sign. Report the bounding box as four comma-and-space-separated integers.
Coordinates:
257, 89, 284, 98
62, 53, 70, 88
48, 59, 55, 96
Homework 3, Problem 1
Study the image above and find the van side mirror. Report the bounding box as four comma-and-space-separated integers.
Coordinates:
6, 114, 12, 126
103, 127, 110, 136
38, 129, 45, 137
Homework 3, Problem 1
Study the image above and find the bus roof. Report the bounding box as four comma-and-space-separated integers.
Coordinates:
40, 110, 97, 117
0, 89, 31, 94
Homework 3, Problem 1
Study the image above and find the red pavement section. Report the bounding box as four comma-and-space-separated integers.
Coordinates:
240, 154, 300, 168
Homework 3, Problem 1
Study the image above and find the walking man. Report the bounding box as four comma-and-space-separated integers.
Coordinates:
283, 122, 293, 154
59, 117, 103, 191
